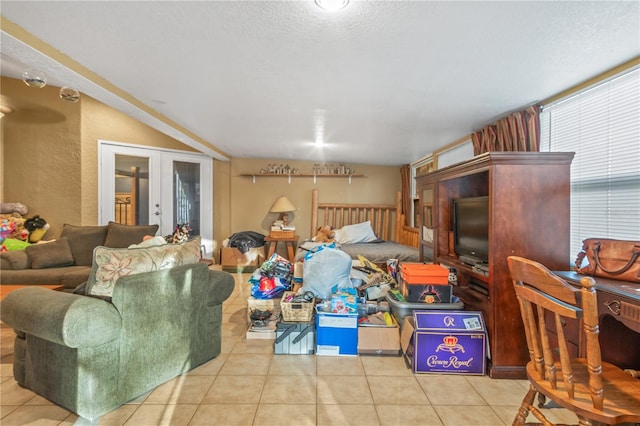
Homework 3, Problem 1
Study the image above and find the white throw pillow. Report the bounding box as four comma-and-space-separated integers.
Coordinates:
335, 221, 378, 244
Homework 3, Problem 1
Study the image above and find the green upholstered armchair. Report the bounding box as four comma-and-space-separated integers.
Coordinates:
0, 262, 234, 421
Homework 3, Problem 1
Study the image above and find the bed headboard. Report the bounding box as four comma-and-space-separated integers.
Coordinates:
310, 188, 419, 247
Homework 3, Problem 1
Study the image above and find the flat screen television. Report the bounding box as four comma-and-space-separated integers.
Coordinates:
453, 196, 489, 264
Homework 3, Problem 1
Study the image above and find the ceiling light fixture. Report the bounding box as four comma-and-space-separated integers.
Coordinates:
0, 105, 13, 118
60, 87, 80, 103
22, 69, 47, 88
314, 109, 326, 146
314, 0, 349, 11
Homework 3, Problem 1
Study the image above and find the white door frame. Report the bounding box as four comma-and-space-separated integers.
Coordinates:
98, 140, 213, 255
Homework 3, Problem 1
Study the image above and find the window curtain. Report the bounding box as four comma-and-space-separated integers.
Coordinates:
400, 164, 410, 226
471, 104, 541, 155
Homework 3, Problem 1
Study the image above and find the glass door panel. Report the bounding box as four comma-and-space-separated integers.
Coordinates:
173, 161, 201, 235
99, 141, 213, 255
114, 155, 150, 225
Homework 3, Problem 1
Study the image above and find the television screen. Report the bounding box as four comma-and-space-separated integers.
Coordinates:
453, 196, 489, 264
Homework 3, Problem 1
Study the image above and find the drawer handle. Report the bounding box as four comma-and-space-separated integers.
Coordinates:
604, 300, 621, 315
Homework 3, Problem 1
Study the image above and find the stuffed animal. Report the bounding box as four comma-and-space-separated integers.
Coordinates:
0, 219, 15, 248
313, 225, 335, 243
24, 215, 49, 243
165, 223, 192, 244
0, 202, 28, 216
1, 215, 28, 241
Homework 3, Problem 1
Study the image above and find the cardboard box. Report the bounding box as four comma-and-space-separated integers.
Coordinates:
274, 320, 315, 355
330, 286, 358, 314
315, 306, 358, 356
221, 246, 265, 272
246, 318, 277, 340
401, 310, 487, 375
247, 296, 281, 326
358, 316, 401, 355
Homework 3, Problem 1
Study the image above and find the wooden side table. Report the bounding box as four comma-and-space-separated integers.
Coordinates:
264, 236, 299, 262
1, 284, 64, 300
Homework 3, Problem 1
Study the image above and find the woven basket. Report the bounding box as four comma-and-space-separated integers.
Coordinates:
280, 291, 314, 322
270, 230, 295, 238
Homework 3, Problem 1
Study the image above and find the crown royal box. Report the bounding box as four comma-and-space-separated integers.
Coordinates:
401, 310, 486, 375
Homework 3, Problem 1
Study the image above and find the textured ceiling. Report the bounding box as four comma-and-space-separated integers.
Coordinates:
1, 1, 639, 165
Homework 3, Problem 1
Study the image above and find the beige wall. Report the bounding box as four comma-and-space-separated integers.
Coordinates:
227, 158, 401, 241
1, 76, 197, 238
2, 77, 83, 235
1, 76, 403, 253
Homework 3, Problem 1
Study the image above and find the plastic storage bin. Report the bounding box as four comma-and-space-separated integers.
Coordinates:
400, 263, 449, 284
385, 291, 464, 326
274, 320, 315, 355
400, 263, 452, 303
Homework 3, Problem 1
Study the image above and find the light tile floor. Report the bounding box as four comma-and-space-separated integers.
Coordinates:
0, 270, 579, 425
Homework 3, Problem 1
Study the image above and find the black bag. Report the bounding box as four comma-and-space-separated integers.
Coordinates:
228, 231, 265, 253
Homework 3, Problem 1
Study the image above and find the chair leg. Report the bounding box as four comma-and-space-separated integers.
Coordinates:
513, 385, 537, 426
529, 404, 555, 426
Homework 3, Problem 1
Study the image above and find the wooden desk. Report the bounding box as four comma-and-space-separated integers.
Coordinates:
264, 236, 298, 262
1, 284, 64, 300
554, 271, 640, 370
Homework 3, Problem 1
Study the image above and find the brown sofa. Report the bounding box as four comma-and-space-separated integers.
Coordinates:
0, 222, 159, 291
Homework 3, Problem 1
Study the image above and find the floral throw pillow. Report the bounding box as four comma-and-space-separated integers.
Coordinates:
86, 236, 202, 298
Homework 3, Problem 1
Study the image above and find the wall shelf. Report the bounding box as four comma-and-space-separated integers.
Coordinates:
240, 173, 366, 184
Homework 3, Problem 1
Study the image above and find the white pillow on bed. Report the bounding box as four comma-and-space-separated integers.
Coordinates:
334, 221, 378, 244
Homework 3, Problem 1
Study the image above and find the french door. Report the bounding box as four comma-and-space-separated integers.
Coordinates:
98, 141, 213, 256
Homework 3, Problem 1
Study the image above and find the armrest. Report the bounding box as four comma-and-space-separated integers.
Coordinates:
0, 250, 30, 270
0, 288, 122, 348
208, 269, 235, 305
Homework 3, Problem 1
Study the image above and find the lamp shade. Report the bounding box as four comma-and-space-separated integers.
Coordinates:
270, 196, 296, 213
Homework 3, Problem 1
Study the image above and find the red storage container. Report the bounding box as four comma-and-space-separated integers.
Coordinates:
400, 264, 449, 284
400, 263, 451, 303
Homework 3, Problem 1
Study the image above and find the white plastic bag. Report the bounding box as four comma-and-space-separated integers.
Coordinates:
301, 245, 352, 299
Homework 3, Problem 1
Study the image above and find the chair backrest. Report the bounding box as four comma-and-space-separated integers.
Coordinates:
507, 256, 604, 410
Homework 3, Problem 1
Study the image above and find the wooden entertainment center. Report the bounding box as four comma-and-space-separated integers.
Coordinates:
416, 152, 575, 379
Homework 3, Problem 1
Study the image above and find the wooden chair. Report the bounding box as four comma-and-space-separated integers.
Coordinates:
507, 256, 640, 426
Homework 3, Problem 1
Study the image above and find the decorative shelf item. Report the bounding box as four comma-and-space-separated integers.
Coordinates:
241, 173, 365, 184
242, 163, 365, 184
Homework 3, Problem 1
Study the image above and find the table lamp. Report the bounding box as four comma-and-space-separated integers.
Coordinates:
270, 196, 296, 227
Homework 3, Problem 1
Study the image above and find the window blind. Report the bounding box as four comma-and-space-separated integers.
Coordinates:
540, 67, 640, 263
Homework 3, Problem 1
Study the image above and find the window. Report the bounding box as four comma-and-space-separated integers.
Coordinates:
436, 139, 473, 169
410, 154, 434, 227
540, 67, 640, 263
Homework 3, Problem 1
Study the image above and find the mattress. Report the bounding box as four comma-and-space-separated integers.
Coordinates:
296, 240, 419, 264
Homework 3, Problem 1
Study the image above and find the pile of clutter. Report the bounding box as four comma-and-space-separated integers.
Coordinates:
244, 243, 470, 365
246, 243, 399, 340
249, 253, 294, 300
1, 202, 49, 251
